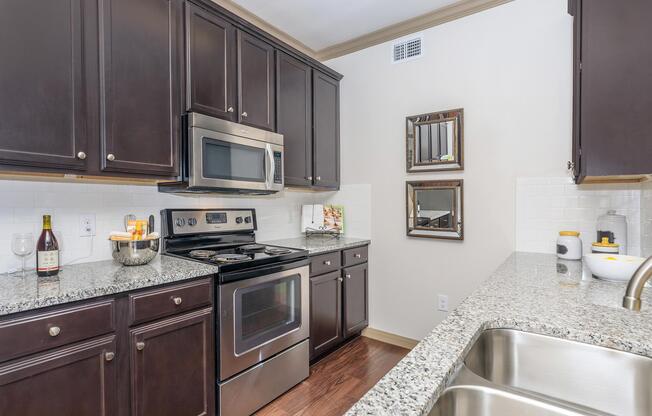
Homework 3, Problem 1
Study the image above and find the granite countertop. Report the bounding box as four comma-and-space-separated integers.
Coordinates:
0, 256, 220, 317
346, 252, 652, 415
261, 236, 371, 255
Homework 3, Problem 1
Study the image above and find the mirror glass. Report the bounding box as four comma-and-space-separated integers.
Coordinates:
406, 109, 463, 172
407, 180, 463, 240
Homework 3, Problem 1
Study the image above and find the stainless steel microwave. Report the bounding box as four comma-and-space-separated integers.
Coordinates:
158, 113, 283, 194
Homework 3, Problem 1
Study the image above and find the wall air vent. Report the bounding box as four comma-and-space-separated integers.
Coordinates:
392, 36, 423, 63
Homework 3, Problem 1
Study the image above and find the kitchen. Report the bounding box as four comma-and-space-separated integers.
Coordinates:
1, 0, 651, 415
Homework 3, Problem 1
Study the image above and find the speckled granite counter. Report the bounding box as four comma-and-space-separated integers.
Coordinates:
0, 256, 219, 316
346, 252, 652, 416
261, 236, 370, 255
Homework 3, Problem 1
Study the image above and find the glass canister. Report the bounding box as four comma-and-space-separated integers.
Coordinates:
596, 210, 627, 254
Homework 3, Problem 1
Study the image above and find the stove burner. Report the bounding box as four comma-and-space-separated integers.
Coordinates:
238, 244, 266, 253
264, 247, 292, 255
189, 250, 218, 259
211, 253, 250, 263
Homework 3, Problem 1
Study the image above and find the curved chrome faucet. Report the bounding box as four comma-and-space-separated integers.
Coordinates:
623, 256, 652, 311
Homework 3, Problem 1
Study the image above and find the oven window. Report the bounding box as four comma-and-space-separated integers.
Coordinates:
233, 274, 301, 355
202, 137, 266, 182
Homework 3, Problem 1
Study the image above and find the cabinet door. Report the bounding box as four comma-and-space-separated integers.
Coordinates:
312, 70, 340, 189
130, 308, 214, 416
99, 0, 182, 176
237, 30, 276, 131
185, 2, 236, 121
576, 0, 652, 179
0, 336, 117, 416
309, 271, 342, 359
0, 0, 93, 171
277, 52, 313, 187
343, 263, 369, 338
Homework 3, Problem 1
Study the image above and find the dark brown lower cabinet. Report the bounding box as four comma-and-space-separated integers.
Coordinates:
0, 335, 117, 416
309, 270, 343, 359
130, 307, 214, 416
343, 263, 369, 338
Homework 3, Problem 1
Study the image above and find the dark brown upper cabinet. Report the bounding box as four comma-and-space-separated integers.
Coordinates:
0, 0, 93, 171
312, 70, 340, 190
185, 2, 237, 121
237, 30, 276, 131
98, 0, 182, 177
277, 52, 313, 187
569, 0, 652, 183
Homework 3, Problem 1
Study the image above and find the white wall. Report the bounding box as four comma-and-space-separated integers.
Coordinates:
326, 0, 574, 340
0, 180, 370, 274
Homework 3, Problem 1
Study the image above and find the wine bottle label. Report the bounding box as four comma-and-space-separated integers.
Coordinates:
37, 250, 59, 272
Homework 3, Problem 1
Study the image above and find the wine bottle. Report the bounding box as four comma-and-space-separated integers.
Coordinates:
36, 215, 59, 277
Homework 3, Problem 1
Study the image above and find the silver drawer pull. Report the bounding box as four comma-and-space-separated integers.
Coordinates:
172, 296, 183, 305
136, 342, 145, 351
316, 176, 321, 181
227, 106, 234, 113
107, 153, 116, 161
48, 326, 61, 337
346, 274, 352, 279
354, 253, 362, 258
324, 260, 331, 265
241, 111, 248, 118
105, 352, 115, 362
337, 277, 343, 282
77, 151, 87, 160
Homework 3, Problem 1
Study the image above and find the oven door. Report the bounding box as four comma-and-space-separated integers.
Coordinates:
219, 263, 309, 380
188, 126, 283, 192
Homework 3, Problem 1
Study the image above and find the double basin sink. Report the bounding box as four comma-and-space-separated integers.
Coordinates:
429, 329, 652, 415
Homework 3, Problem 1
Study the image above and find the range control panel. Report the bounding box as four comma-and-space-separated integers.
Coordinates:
165, 209, 256, 236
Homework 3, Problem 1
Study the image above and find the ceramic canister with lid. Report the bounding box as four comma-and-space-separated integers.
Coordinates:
592, 237, 620, 254
557, 231, 582, 260
596, 210, 627, 254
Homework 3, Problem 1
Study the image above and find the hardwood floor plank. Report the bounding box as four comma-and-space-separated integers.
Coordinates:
256, 336, 410, 416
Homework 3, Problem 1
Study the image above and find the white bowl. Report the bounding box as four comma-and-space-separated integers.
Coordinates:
584, 254, 645, 282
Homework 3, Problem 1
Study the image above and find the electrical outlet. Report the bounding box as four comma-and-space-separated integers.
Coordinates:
79, 214, 96, 237
438, 294, 449, 312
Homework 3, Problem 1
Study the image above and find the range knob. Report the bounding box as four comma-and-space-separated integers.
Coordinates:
244, 216, 252, 224
187, 218, 197, 226
175, 218, 186, 227
235, 217, 243, 224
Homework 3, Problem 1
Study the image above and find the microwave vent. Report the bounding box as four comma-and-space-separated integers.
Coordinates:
392, 36, 423, 63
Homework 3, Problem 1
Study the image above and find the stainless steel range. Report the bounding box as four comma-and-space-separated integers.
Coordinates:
161, 208, 309, 416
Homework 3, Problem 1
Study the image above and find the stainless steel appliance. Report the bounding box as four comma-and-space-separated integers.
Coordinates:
158, 113, 284, 194
161, 208, 309, 416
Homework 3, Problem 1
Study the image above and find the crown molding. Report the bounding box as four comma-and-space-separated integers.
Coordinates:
316, 0, 513, 61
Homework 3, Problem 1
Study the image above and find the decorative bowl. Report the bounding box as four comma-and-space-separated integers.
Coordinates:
110, 238, 159, 266
584, 254, 645, 282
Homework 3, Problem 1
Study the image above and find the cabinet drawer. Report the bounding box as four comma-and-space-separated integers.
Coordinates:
0, 300, 115, 363
342, 245, 368, 267
310, 251, 341, 276
129, 278, 212, 326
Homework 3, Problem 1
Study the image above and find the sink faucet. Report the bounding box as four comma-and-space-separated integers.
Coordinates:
623, 256, 652, 311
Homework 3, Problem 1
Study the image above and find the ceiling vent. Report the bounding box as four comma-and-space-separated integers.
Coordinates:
392, 36, 423, 63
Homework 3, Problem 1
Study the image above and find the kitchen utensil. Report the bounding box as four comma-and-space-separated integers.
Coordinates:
584, 253, 645, 282
11, 233, 35, 276
596, 210, 628, 254
557, 231, 582, 260
148, 214, 155, 234
110, 238, 159, 266
124, 214, 136, 232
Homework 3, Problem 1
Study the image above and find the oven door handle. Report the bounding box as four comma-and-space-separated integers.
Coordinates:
265, 144, 274, 190
219, 258, 310, 284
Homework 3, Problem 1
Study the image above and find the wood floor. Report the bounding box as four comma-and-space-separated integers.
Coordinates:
256, 337, 410, 416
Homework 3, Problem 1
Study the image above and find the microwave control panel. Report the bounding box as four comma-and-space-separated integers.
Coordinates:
273, 151, 282, 184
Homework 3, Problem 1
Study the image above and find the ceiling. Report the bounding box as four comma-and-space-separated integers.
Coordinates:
230, 0, 463, 51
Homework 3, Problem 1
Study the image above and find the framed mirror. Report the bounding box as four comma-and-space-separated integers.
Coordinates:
406, 109, 463, 172
406, 180, 463, 240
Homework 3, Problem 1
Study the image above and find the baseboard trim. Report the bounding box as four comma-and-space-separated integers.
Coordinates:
362, 328, 419, 350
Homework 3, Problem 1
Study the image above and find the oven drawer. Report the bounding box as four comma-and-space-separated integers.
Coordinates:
310, 251, 341, 276
0, 300, 115, 362
129, 278, 212, 326
342, 245, 368, 267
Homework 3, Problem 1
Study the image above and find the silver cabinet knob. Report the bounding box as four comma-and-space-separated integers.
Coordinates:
172, 296, 183, 305
48, 326, 61, 337
136, 342, 145, 351
337, 277, 343, 282
306, 176, 313, 181
227, 106, 234, 113
105, 352, 115, 361
107, 154, 116, 161
354, 253, 362, 258
346, 274, 352, 279
77, 151, 87, 160
324, 260, 331, 265
241, 112, 248, 118
316, 176, 321, 181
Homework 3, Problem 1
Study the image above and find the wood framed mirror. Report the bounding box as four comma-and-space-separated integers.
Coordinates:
406, 109, 463, 172
406, 180, 463, 240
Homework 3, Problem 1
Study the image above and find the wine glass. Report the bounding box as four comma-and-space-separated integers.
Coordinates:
11, 233, 35, 276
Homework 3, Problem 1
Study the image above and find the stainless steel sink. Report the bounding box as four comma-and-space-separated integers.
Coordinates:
430, 329, 652, 416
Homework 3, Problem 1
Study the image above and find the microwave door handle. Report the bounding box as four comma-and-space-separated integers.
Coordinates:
265, 144, 274, 190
